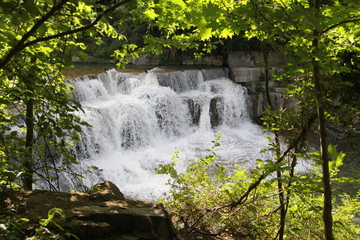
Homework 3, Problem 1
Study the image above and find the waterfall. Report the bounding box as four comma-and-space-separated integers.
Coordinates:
69, 68, 270, 201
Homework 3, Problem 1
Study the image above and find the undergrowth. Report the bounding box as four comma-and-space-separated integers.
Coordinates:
156, 133, 360, 239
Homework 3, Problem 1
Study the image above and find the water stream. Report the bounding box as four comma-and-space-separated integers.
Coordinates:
69, 67, 271, 201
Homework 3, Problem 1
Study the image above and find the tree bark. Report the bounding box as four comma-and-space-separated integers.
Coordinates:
262, 43, 286, 240
312, 1, 334, 239
23, 77, 35, 190
312, 45, 334, 240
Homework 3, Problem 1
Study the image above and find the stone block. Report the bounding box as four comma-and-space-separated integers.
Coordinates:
181, 55, 224, 66
131, 53, 161, 65
227, 51, 285, 68
230, 67, 265, 83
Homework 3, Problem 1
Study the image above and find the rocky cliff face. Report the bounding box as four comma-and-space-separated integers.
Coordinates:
126, 50, 290, 121
20, 181, 176, 240
226, 51, 289, 121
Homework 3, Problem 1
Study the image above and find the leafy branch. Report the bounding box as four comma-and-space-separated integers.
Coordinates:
321, 17, 360, 34
0, 0, 133, 69
0, 0, 68, 69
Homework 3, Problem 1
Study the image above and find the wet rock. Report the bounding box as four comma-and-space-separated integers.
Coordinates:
120, 122, 145, 150
248, 93, 265, 122
210, 97, 224, 128
187, 98, 202, 126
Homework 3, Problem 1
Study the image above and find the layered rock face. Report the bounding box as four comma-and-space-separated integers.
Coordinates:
21, 181, 175, 240
128, 51, 290, 122
227, 51, 291, 121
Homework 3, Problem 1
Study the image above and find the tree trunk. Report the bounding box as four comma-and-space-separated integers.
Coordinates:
312, 1, 334, 239
312, 47, 334, 240
262, 43, 286, 240
23, 77, 35, 190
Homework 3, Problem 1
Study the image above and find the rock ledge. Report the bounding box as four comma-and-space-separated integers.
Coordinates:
20, 181, 175, 240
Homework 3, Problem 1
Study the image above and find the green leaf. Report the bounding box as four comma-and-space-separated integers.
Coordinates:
73, 125, 82, 132
199, 28, 212, 40
144, 9, 158, 20
3, 30, 16, 42
219, 28, 234, 38
75, 51, 87, 62
246, 204, 257, 213
328, 144, 345, 172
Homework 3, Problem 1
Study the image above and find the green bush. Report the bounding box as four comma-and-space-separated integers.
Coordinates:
156, 134, 360, 239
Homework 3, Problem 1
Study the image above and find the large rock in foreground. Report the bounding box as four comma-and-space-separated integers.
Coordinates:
20, 181, 175, 240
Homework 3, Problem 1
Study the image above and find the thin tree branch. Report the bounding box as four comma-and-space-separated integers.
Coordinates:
0, 0, 133, 69
216, 111, 316, 210
22, 0, 133, 50
0, 0, 69, 69
321, 18, 360, 35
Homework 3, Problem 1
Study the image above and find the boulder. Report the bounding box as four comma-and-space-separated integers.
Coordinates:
209, 97, 223, 128
20, 181, 176, 240
186, 98, 202, 126
89, 181, 125, 201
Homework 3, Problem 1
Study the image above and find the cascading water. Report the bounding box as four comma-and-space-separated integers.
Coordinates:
69, 68, 271, 201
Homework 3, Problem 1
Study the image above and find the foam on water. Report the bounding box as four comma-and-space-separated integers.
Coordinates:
71, 68, 271, 201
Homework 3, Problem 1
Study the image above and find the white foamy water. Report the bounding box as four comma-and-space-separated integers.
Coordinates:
69, 68, 271, 201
